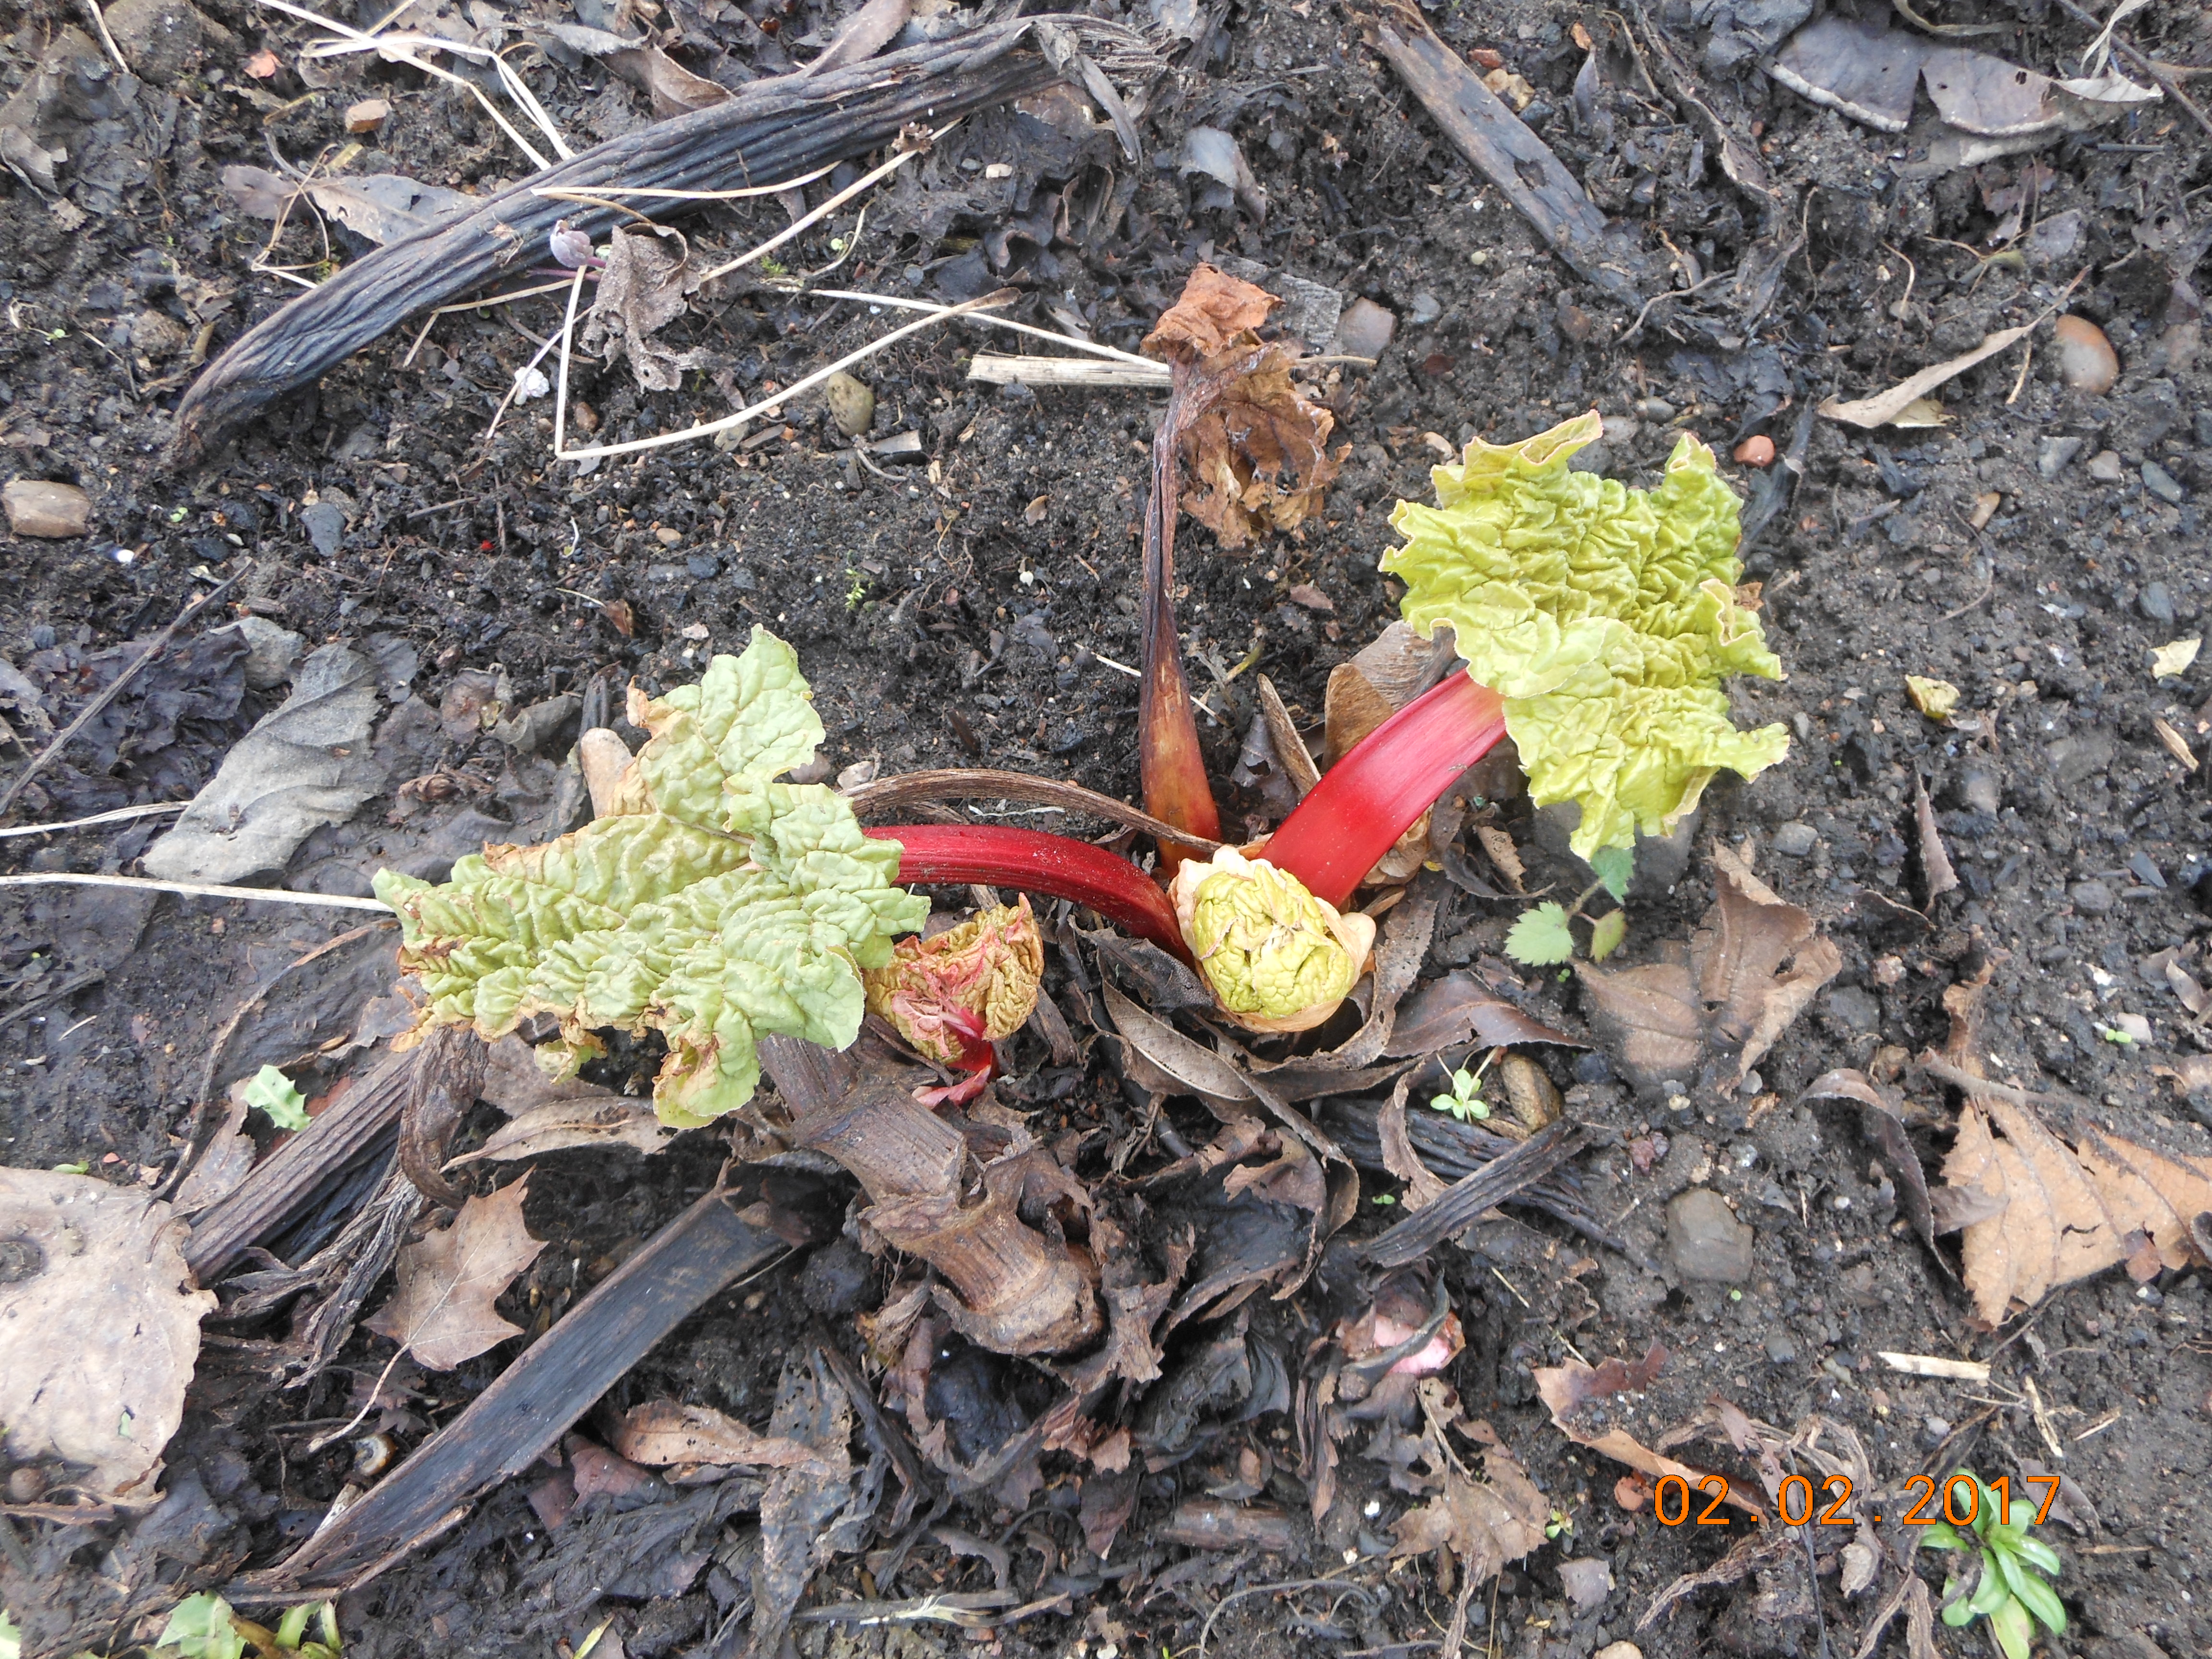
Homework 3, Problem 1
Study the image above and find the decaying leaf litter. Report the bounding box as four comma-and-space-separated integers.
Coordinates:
8, 0, 2212, 1651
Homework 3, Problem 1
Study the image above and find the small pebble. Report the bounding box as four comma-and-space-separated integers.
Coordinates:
1765, 1331, 1798, 1364
1595, 1646, 1644, 1659
1733, 434, 1776, 467
2089, 449, 2125, 483
1332, 297, 1395, 359
2141, 580, 2176, 624
1961, 769, 2000, 815
822, 371, 875, 437
2036, 435, 2084, 478
2072, 880, 2116, 915
345, 97, 389, 133
1667, 1188, 1755, 1284
1635, 397, 1675, 421
2143, 460, 2188, 504
3, 478, 90, 537
1773, 822, 1818, 857
2054, 314, 2119, 395
1407, 291, 1442, 325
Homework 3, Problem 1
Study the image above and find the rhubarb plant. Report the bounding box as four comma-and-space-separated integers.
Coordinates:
376, 629, 928, 1128
1381, 411, 1789, 859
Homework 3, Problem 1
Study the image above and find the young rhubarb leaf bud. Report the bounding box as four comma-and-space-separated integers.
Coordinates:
1171, 845, 1375, 1032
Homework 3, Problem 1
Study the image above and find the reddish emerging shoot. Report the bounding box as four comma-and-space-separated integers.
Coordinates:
1259, 672, 1507, 910
870, 824, 1192, 963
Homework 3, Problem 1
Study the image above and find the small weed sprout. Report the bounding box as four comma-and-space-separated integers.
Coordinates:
1923, 1471, 2066, 1659
1430, 1050, 1494, 1123
845, 566, 867, 610
1505, 845, 1632, 966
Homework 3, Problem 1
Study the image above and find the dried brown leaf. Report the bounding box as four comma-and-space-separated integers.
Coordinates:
1178, 353, 1344, 550
1934, 1088, 2212, 1324
1534, 1356, 1765, 1519
1914, 776, 1959, 901
613, 1401, 832, 1472
1324, 661, 1398, 769
1102, 980, 1257, 1115
581, 222, 710, 393
1140, 263, 1279, 362
1818, 325, 2033, 429
1384, 969, 1587, 1057
0, 1172, 216, 1500
1578, 848, 1838, 1093
365, 1176, 546, 1370
1389, 1439, 1548, 1585
1376, 1072, 1452, 1211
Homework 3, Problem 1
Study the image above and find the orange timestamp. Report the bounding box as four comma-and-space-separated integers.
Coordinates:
1653, 1472, 2064, 1529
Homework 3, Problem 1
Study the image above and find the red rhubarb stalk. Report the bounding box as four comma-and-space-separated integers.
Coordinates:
1259, 672, 1508, 911
870, 824, 1191, 963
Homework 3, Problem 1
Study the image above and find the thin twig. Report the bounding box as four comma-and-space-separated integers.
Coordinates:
696, 132, 941, 284
2048, 0, 2212, 141
80, 0, 130, 75
1621, 269, 1730, 343
0, 567, 246, 820
0, 801, 186, 840
811, 289, 1158, 367
0, 872, 389, 910
257, 0, 561, 167
555, 289, 1015, 462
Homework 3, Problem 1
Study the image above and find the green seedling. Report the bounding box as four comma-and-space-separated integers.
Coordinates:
155, 1592, 342, 1659
1430, 1051, 1494, 1123
244, 1065, 310, 1131
1504, 846, 1633, 967
1923, 1471, 2065, 1659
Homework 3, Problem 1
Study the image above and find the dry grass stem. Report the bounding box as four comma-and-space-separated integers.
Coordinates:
554, 287, 1014, 462
0, 872, 390, 910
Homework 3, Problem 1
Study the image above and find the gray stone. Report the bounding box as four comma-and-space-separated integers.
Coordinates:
1568, 441, 1614, 476
729, 565, 757, 591
2143, 460, 2188, 504
1773, 821, 1819, 857
1961, 769, 2000, 815
2071, 879, 2116, 915
298, 500, 347, 556
1332, 298, 1396, 360
1765, 1330, 1798, 1363
2197, 409, 2212, 449
2141, 580, 2176, 625
2089, 449, 2126, 483
1407, 291, 1442, 326
1666, 1189, 1755, 1285
223, 616, 302, 690
2047, 730, 2116, 786
1826, 985, 1881, 1033
1635, 397, 1676, 421
2036, 435, 2085, 478
686, 553, 721, 579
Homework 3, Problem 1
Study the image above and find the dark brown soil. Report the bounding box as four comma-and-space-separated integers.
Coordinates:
7, 0, 2212, 1654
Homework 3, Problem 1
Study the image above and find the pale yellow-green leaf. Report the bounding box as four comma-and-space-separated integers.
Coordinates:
1383, 413, 1789, 857
375, 630, 928, 1126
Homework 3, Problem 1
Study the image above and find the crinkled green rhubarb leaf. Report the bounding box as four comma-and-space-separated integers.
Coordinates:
1383, 411, 1789, 858
374, 629, 928, 1128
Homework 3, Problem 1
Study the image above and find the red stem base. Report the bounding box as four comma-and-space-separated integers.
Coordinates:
870, 824, 1191, 963
1260, 672, 1508, 910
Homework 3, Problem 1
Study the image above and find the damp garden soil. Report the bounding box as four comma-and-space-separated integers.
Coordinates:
4, 0, 2212, 1651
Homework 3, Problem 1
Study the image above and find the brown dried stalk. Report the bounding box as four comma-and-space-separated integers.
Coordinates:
789, 1068, 1098, 1355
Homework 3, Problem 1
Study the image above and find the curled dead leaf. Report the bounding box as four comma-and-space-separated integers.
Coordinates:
365, 1175, 547, 1370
